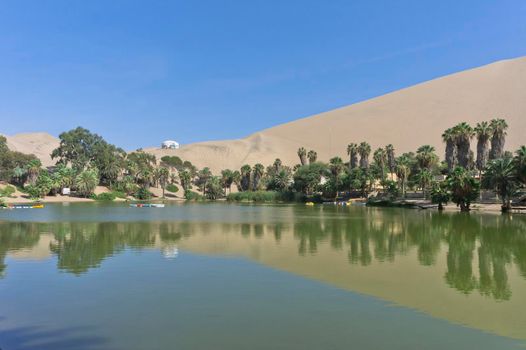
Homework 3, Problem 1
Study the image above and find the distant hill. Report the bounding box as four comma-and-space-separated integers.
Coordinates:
146, 56, 526, 173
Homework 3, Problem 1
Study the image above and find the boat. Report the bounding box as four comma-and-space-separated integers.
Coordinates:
9, 204, 45, 209
129, 203, 165, 208
305, 202, 315, 206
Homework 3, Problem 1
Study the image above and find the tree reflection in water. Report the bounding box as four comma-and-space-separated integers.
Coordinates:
0, 207, 525, 302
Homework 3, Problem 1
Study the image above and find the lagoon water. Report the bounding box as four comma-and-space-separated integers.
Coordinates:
0, 203, 525, 349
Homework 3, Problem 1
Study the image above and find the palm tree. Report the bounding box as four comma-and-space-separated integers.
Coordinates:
373, 148, 387, 181
347, 143, 359, 171
307, 150, 317, 164
514, 146, 526, 185
442, 128, 457, 172
416, 145, 438, 170
240, 165, 252, 191
489, 118, 508, 160
232, 170, 241, 191
452, 122, 474, 169
179, 170, 192, 194
358, 142, 371, 169
396, 160, 410, 198
385, 144, 396, 179
158, 167, 170, 198
221, 169, 235, 194
446, 167, 480, 212
329, 157, 344, 177
474, 121, 491, 175
252, 163, 265, 191
273, 159, 282, 172
297, 147, 307, 166
26, 159, 42, 185
12, 166, 27, 186
75, 169, 99, 197
484, 158, 518, 212
416, 168, 433, 198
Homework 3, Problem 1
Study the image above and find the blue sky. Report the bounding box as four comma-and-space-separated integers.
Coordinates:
0, 0, 525, 150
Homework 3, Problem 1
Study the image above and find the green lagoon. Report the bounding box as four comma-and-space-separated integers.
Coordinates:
0, 203, 525, 349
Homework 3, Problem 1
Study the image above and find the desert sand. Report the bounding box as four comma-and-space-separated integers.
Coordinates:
3, 56, 526, 174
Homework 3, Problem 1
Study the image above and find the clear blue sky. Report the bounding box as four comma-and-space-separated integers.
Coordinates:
1, 0, 525, 150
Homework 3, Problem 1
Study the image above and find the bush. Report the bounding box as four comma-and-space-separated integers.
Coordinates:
166, 184, 179, 193
134, 187, 152, 200
226, 191, 297, 203
91, 192, 117, 201
0, 185, 16, 198
184, 190, 203, 201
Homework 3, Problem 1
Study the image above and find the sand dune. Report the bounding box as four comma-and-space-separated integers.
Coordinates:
3, 132, 59, 167
146, 56, 526, 173
5, 57, 526, 173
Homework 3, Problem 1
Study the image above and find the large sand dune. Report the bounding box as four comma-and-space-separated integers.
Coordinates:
147, 56, 526, 173
3, 132, 59, 167
4, 57, 526, 173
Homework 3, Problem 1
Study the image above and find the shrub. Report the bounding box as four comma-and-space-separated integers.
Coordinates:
0, 185, 16, 198
166, 184, 179, 193
134, 187, 152, 200
184, 190, 203, 201
91, 192, 117, 201
226, 191, 297, 203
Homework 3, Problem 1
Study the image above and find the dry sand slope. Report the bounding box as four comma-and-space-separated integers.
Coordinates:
146, 56, 526, 173
3, 132, 59, 167
4, 57, 526, 173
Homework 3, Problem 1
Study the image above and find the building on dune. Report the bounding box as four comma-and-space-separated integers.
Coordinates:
161, 140, 180, 149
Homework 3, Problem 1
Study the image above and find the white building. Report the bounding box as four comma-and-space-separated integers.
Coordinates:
161, 140, 180, 149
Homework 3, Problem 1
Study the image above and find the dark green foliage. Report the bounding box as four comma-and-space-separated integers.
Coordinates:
293, 163, 328, 194
446, 167, 480, 212
134, 187, 152, 200
0, 185, 16, 198
184, 190, 203, 201
166, 184, 179, 193
431, 181, 450, 210
91, 192, 117, 201
226, 191, 297, 202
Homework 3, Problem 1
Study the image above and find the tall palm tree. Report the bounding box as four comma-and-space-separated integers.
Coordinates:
514, 145, 526, 185
373, 148, 387, 181
442, 128, 457, 172
385, 144, 396, 179
396, 159, 411, 198
474, 121, 491, 176
416, 168, 433, 198
252, 163, 265, 191
221, 169, 234, 194
273, 159, 282, 172
307, 150, 317, 164
240, 164, 252, 191
26, 159, 42, 185
489, 118, 508, 160
484, 158, 518, 212
158, 167, 170, 198
179, 170, 192, 194
416, 145, 438, 170
358, 142, 371, 169
453, 122, 474, 169
347, 143, 359, 170
297, 147, 307, 166
329, 157, 344, 177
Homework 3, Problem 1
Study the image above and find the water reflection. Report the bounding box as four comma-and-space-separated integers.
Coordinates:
1, 209, 526, 303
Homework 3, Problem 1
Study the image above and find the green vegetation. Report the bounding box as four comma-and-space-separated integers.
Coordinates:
0, 118, 524, 212
0, 185, 16, 198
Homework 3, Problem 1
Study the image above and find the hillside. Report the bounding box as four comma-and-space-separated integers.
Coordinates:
146, 56, 526, 173
3, 132, 59, 167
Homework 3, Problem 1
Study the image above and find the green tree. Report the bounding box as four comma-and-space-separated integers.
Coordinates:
513, 145, 526, 185
385, 144, 396, 179
240, 165, 252, 191
252, 163, 265, 191
489, 118, 508, 160
297, 147, 307, 166
373, 148, 387, 181
158, 167, 170, 198
204, 176, 224, 200
442, 127, 458, 172
347, 143, 359, 170
358, 142, 371, 169
431, 181, 450, 210
307, 150, 317, 164
483, 158, 518, 212
474, 121, 492, 175
446, 167, 480, 212
416, 145, 438, 170
452, 123, 474, 169
75, 169, 99, 197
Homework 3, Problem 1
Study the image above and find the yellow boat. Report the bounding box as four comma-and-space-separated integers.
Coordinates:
305, 202, 315, 206
32, 204, 44, 209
